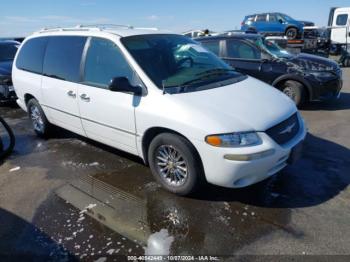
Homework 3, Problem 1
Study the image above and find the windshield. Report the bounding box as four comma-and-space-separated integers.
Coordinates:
255, 37, 292, 59
0, 43, 19, 61
280, 13, 294, 21
121, 34, 244, 92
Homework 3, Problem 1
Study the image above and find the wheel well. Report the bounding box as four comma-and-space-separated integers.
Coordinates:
275, 79, 310, 100
24, 94, 35, 105
285, 26, 298, 33
141, 127, 203, 168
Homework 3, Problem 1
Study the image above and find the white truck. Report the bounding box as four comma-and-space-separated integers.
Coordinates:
329, 7, 350, 46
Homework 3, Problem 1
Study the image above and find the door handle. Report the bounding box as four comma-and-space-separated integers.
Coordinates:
80, 94, 90, 102
67, 90, 76, 98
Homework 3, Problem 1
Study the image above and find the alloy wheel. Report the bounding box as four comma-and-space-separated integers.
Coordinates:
30, 105, 44, 133
156, 145, 188, 187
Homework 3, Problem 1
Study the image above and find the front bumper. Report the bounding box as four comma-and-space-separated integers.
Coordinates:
192, 115, 307, 188
0, 84, 17, 102
309, 75, 343, 101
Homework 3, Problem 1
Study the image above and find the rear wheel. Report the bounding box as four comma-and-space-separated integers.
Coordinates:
280, 80, 306, 107
27, 98, 52, 138
285, 27, 298, 39
148, 133, 204, 195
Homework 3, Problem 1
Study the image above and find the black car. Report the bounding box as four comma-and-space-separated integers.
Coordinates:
196, 33, 342, 106
0, 40, 20, 104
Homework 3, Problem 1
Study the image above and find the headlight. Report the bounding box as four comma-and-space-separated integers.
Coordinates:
309, 71, 335, 78
205, 132, 261, 147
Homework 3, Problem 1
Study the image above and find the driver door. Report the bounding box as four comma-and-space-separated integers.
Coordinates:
77, 37, 140, 155
222, 39, 271, 81
267, 14, 285, 33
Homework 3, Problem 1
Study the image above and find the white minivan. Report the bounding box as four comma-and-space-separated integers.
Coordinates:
12, 25, 306, 195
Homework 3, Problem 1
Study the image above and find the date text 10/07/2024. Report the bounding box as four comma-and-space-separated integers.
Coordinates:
127, 256, 220, 261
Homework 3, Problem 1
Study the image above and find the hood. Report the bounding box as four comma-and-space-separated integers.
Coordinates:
165, 77, 297, 135
0, 60, 13, 76
287, 53, 339, 72
298, 21, 315, 26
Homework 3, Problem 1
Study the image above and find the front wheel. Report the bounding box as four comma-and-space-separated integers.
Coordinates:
148, 133, 204, 195
285, 27, 298, 39
280, 80, 306, 107
27, 98, 52, 138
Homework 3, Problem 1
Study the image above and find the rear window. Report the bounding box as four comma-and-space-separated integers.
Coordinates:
336, 14, 348, 26
244, 16, 255, 23
16, 37, 48, 74
43, 36, 87, 82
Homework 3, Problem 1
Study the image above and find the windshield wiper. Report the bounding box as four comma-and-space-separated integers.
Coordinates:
162, 69, 237, 94
180, 71, 235, 88
196, 68, 236, 76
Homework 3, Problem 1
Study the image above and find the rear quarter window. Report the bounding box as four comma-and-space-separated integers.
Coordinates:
43, 36, 87, 82
16, 37, 48, 74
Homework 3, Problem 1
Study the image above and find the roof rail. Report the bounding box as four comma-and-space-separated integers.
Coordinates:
76, 24, 134, 30
37, 24, 159, 34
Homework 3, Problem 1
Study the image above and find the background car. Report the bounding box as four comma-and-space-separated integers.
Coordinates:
241, 12, 314, 39
0, 40, 20, 104
196, 33, 342, 106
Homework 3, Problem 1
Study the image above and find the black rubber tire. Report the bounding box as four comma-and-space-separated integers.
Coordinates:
343, 57, 350, 68
27, 98, 52, 138
148, 133, 204, 195
280, 80, 306, 107
285, 27, 298, 39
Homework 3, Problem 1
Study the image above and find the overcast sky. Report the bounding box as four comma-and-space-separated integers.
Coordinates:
0, 0, 349, 37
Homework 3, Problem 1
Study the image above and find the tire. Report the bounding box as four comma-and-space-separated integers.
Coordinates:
148, 133, 204, 195
285, 27, 298, 39
280, 80, 306, 107
27, 98, 52, 138
343, 57, 350, 68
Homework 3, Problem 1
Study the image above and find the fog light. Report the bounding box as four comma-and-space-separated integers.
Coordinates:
224, 149, 275, 161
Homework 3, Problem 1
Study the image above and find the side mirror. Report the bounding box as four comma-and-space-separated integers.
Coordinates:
108, 77, 143, 95
278, 19, 284, 24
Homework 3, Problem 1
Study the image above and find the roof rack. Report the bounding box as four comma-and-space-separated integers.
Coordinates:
38, 24, 158, 34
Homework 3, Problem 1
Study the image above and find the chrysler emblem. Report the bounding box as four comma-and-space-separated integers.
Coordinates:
279, 122, 296, 135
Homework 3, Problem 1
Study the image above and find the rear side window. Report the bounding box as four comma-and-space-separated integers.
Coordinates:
336, 14, 348, 26
16, 37, 48, 74
83, 38, 134, 88
43, 36, 87, 82
226, 40, 261, 60
201, 41, 220, 55
256, 15, 267, 22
